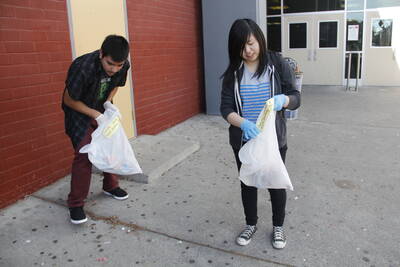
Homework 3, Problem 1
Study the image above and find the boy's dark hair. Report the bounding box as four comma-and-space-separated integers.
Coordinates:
101, 35, 130, 62
222, 18, 267, 80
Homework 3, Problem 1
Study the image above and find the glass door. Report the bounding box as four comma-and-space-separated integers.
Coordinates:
282, 15, 314, 84
345, 12, 364, 87
282, 13, 344, 85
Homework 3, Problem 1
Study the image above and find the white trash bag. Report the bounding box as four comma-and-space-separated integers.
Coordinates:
80, 101, 142, 175
239, 98, 293, 190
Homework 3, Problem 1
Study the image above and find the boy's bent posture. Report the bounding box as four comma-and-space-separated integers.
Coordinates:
62, 35, 131, 224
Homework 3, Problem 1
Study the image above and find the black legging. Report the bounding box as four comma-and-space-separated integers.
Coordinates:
233, 147, 287, 226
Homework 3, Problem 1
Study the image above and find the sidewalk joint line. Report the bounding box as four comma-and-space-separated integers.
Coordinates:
31, 195, 295, 267
295, 119, 400, 130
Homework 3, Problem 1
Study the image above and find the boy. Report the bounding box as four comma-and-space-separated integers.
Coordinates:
62, 35, 131, 224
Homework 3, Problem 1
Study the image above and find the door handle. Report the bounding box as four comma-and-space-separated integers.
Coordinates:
313, 49, 317, 61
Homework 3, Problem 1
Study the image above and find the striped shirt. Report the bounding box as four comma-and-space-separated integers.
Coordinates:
240, 65, 271, 123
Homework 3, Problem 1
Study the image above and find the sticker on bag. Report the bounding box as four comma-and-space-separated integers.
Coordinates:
256, 98, 274, 131
103, 116, 120, 138
79, 101, 142, 175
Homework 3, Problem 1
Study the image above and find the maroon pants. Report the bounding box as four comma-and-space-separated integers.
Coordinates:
67, 120, 119, 208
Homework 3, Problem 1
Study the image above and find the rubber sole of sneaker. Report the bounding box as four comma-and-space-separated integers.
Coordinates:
272, 240, 286, 249
70, 217, 88, 224
103, 190, 129, 200
236, 237, 251, 246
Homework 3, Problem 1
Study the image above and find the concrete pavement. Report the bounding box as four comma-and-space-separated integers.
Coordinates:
1, 85, 399, 267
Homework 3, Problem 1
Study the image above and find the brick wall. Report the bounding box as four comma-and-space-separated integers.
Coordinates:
127, 0, 204, 134
0, 0, 204, 209
0, 0, 73, 208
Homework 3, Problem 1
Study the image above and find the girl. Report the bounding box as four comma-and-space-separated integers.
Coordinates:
220, 18, 300, 249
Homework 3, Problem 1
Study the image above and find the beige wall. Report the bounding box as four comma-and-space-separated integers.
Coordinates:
67, 0, 135, 137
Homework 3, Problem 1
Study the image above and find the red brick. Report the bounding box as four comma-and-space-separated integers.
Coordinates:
4, 41, 35, 53
50, 72, 65, 82
31, 20, 58, 31
39, 62, 69, 73
0, 0, 29, 8
0, 30, 19, 41
46, 31, 68, 41
44, 10, 67, 21
0, 111, 16, 125
0, 53, 11, 65
0, 128, 41, 149
35, 41, 61, 52
0, 17, 22, 30
0, 64, 40, 77
1, 156, 43, 181
55, 21, 69, 31
15, 7, 44, 19
29, 0, 62, 10
49, 51, 72, 62
36, 52, 51, 62
4, 151, 37, 170
44, 122, 64, 134
1, 53, 36, 65
19, 30, 47, 41
10, 85, 40, 99
37, 83, 59, 94
0, 87, 13, 100
0, 73, 51, 90
0, 5, 16, 18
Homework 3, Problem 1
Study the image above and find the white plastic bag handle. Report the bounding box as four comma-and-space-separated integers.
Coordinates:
104, 101, 119, 112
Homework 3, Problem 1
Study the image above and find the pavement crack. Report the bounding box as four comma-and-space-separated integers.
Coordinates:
31, 194, 295, 267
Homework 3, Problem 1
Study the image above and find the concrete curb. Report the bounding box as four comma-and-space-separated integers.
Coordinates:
93, 134, 200, 184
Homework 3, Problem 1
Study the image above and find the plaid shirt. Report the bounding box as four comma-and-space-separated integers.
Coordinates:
62, 50, 130, 148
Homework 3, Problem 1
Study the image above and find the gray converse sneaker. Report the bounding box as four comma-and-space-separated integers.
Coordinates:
236, 225, 257, 246
272, 226, 286, 249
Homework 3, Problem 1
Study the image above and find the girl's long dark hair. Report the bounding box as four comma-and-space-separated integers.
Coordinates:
221, 18, 267, 81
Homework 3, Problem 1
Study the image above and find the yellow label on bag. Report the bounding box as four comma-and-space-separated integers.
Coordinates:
103, 116, 120, 138
256, 98, 274, 131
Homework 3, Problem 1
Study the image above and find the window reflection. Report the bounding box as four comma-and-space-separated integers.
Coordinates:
371, 19, 392, 47
284, 0, 344, 13
319, 21, 338, 48
289, 23, 307, 49
267, 17, 282, 52
367, 0, 399, 8
346, 12, 363, 51
347, 0, 364, 10
267, 0, 282, 15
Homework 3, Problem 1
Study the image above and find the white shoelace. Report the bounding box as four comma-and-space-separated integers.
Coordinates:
273, 226, 285, 241
240, 225, 256, 239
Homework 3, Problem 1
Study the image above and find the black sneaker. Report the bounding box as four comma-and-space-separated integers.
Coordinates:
272, 226, 286, 249
103, 187, 129, 200
236, 225, 257, 246
69, 206, 87, 224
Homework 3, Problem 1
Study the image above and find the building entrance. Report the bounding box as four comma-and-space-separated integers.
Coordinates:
282, 13, 345, 85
